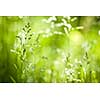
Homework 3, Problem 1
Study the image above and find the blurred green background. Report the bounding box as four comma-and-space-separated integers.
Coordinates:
0, 16, 100, 83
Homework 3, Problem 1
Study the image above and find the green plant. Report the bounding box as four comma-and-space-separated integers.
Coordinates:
10, 16, 99, 83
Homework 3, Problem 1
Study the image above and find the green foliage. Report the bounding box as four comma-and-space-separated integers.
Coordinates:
0, 16, 100, 82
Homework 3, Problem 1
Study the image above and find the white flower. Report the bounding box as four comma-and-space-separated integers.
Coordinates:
82, 42, 90, 52
48, 16, 57, 22
45, 28, 50, 33
65, 69, 74, 75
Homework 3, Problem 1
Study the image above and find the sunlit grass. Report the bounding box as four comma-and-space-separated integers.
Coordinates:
0, 16, 100, 83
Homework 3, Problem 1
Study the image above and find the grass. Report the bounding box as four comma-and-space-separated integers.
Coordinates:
0, 16, 100, 83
